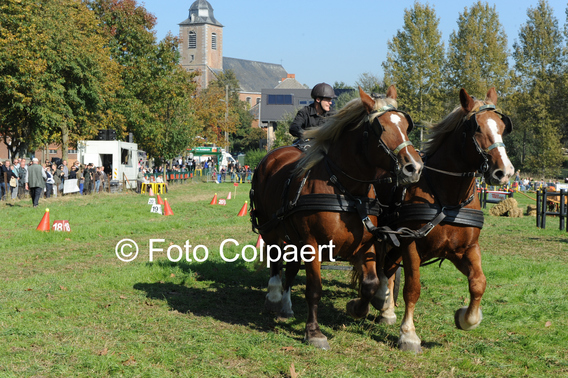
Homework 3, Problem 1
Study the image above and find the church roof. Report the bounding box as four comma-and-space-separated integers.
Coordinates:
223, 57, 288, 93
179, 0, 223, 27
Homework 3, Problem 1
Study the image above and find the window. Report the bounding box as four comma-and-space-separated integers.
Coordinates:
267, 94, 293, 105
246, 97, 251, 105
212, 33, 217, 50
188, 31, 196, 49
49, 149, 57, 154
256, 98, 261, 104
68, 149, 77, 154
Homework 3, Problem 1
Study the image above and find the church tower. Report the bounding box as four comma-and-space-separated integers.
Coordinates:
179, 0, 223, 89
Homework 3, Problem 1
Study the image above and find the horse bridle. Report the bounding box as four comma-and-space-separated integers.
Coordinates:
463, 104, 512, 175
364, 105, 415, 178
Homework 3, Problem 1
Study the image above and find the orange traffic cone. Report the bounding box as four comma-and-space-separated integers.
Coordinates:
237, 201, 248, 217
163, 198, 174, 216
210, 193, 218, 205
148, 186, 154, 196
36, 208, 50, 231
157, 194, 164, 205
227, 191, 232, 200
255, 234, 262, 248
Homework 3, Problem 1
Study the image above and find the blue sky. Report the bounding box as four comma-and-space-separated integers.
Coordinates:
140, 0, 567, 88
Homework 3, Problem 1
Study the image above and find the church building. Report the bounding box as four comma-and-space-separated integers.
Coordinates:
177, 0, 308, 130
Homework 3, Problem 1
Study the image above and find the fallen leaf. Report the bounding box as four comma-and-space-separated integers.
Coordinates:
281, 346, 295, 352
97, 348, 108, 356
25, 288, 32, 291
170, 273, 175, 277
122, 356, 136, 366
59, 286, 67, 291
290, 362, 298, 378
119, 295, 126, 299
545, 321, 552, 327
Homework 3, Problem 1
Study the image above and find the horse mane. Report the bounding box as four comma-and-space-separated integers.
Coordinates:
294, 96, 398, 175
422, 97, 489, 156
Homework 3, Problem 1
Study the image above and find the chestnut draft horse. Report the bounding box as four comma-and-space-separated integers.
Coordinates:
377, 88, 514, 353
250, 86, 423, 350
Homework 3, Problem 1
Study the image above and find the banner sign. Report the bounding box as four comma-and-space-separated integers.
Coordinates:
63, 179, 80, 194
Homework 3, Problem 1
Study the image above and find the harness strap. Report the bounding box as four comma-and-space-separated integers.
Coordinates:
484, 142, 505, 153
393, 140, 413, 155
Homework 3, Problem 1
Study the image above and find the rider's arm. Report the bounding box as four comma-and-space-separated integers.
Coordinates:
289, 107, 309, 138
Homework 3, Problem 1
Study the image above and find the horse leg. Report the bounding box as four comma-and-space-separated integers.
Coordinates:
370, 243, 393, 322
398, 243, 422, 353
452, 244, 485, 331
347, 246, 379, 319
264, 245, 283, 312
378, 272, 397, 325
279, 261, 301, 318
304, 260, 330, 350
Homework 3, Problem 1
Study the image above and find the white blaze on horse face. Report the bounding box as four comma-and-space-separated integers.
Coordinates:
389, 113, 409, 142
486, 118, 514, 174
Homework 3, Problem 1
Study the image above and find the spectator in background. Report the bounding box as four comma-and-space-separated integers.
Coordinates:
17, 158, 28, 199
136, 168, 145, 193
10, 163, 19, 200
0, 159, 10, 201
52, 164, 62, 197
27, 158, 46, 207
45, 164, 55, 198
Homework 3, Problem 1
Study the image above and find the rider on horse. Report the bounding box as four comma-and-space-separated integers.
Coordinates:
289, 82, 337, 146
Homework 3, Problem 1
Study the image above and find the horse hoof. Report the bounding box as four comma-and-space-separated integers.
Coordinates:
378, 314, 397, 325
370, 296, 387, 311
278, 309, 294, 319
398, 341, 422, 353
454, 307, 482, 331
305, 336, 330, 350
346, 299, 369, 319
264, 297, 281, 313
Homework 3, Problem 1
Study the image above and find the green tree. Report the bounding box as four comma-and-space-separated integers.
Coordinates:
0, 0, 121, 160
510, 0, 564, 175
355, 72, 385, 94
445, 2, 512, 99
88, 0, 199, 161
382, 1, 445, 135
209, 70, 253, 152
272, 112, 295, 149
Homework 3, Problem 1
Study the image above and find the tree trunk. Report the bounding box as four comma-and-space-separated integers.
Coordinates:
61, 124, 69, 163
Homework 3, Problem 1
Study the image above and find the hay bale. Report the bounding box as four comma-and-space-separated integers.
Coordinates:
526, 204, 537, 216
508, 207, 523, 218
489, 197, 518, 216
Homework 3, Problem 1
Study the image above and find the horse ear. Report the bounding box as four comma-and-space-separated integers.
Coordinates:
386, 85, 397, 100
485, 87, 498, 105
459, 88, 475, 112
359, 86, 375, 113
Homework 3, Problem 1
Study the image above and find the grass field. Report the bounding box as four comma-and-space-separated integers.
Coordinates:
0, 182, 567, 377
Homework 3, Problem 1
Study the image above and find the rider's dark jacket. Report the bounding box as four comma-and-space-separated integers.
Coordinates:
289, 103, 336, 138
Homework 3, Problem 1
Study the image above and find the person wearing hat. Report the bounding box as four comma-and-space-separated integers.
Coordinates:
289, 82, 337, 143
26, 158, 46, 207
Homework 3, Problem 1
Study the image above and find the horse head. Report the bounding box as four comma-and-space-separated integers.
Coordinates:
460, 87, 514, 185
360, 85, 423, 186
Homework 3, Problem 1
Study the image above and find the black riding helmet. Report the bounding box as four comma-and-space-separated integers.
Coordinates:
311, 83, 337, 99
